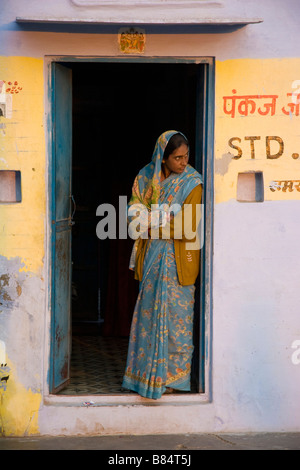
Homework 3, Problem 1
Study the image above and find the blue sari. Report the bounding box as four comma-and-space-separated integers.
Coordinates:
122, 131, 202, 399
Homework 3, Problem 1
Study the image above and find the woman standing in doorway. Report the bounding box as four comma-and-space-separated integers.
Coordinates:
122, 130, 203, 399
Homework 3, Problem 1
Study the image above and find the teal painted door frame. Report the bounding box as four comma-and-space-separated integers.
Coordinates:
48, 57, 214, 397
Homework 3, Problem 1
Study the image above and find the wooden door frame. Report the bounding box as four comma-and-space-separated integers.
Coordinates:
45, 56, 214, 404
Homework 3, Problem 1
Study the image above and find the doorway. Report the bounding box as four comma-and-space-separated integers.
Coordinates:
49, 59, 210, 396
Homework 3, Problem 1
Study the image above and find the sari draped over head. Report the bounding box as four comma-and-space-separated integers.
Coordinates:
122, 130, 203, 399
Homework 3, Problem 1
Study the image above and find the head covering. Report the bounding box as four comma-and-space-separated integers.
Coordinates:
129, 130, 186, 210
128, 131, 203, 268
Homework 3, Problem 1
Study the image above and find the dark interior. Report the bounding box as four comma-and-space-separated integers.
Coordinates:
70, 62, 204, 392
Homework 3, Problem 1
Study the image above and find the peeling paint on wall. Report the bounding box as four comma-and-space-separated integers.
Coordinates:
0, 260, 26, 312
1, 371, 41, 436
0, 56, 45, 274
0, 56, 46, 436
0, 255, 44, 436
215, 152, 234, 175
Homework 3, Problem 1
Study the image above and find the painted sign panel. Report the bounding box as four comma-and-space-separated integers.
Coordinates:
215, 58, 300, 203
118, 28, 146, 54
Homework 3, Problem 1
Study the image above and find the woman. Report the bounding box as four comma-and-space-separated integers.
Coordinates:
122, 130, 203, 399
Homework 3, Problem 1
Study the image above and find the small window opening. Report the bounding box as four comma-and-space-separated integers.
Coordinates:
0, 170, 22, 203
237, 171, 264, 202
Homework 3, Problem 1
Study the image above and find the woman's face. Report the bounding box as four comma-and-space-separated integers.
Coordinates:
163, 143, 189, 175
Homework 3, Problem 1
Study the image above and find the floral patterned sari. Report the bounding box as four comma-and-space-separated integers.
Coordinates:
122, 131, 202, 399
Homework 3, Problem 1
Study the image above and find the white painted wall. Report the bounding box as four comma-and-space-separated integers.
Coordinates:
1, 0, 300, 60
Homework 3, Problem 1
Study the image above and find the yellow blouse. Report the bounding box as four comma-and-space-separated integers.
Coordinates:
133, 184, 202, 286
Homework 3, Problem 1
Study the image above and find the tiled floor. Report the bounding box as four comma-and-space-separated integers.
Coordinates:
59, 334, 198, 396
59, 335, 129, 395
